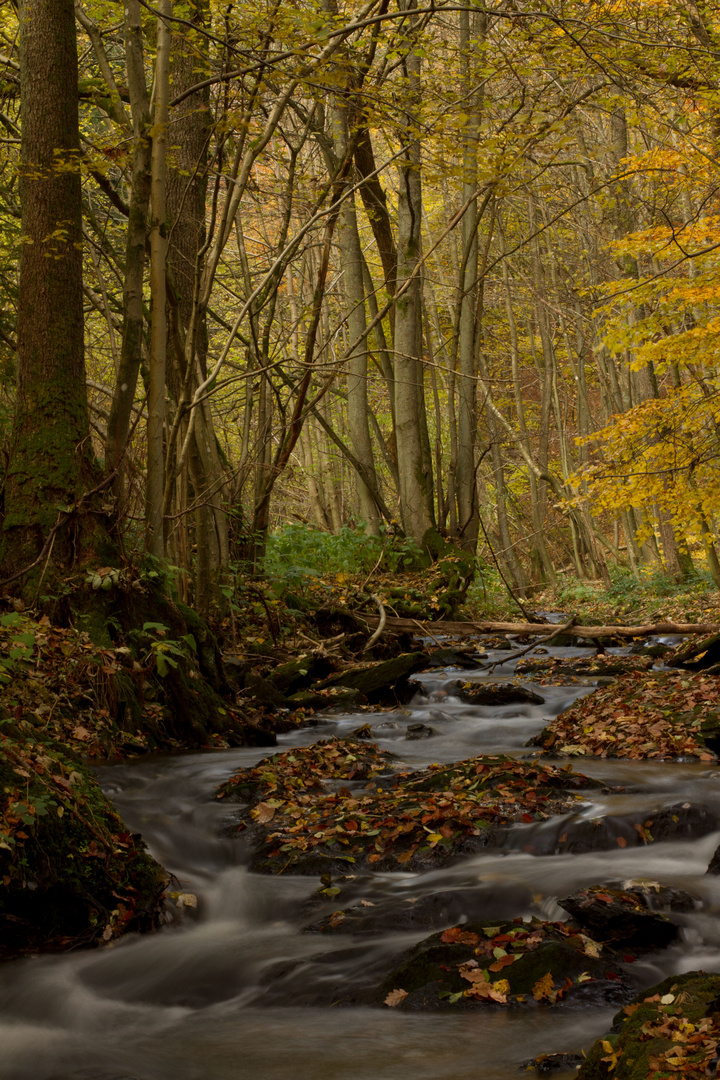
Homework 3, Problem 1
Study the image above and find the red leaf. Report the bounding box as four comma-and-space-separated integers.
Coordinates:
616, 836, 627, 848
441, 927, 479, 946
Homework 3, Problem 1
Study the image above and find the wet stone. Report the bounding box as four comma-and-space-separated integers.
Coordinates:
519, 1052, 585, 1074
577, 971, 720, 1080
405, 723, 436, 740
448, 681, 546, 706
376, 918, 633, 1010
518, 802, 720, 857
557, 885, 680, 950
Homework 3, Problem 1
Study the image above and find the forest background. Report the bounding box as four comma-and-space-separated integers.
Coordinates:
2, 0, 720, 629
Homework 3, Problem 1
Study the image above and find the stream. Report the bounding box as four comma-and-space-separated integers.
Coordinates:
2, 642, 720, 1079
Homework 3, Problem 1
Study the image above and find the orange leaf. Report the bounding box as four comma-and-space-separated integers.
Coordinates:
441, 927, 479, 946
384, 989, 408, 1007
616, 836, 627, 848
489, 954, 517, 972
532, 973, 555, 1001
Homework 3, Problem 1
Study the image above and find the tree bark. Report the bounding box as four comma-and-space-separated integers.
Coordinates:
146, 0, 171, 558
3, 0, 98, 574
105, 0, 151, 485
394, 2, 434, 543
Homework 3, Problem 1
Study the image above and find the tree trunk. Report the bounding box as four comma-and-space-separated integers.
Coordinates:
104, 0, 151, 486
394, 3, 434, 544
146, 0, 171, 558
3, 0, 99, 576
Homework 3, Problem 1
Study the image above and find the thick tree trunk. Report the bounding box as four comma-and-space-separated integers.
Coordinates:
3, 0, 98, 575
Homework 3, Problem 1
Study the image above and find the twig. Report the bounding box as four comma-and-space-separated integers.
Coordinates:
362, 594, 386, 652
483, 616, 577, 673
477, 514, 536, 622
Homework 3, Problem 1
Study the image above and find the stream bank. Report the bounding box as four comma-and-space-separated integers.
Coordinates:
2, 635, 720, 1077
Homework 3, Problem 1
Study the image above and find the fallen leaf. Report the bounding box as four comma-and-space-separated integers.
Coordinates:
441, 927, 479, 946
532, 973, 555, 1001
384, 989, 408, 1007
251, 802, 276, 824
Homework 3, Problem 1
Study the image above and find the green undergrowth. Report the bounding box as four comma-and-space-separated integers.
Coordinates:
260, 524, 475, 622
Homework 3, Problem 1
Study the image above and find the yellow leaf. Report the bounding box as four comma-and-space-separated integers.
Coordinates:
532, 973, 555, 1001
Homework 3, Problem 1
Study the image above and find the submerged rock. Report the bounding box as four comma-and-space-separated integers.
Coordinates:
423, 647, 487, 668
519, 1052, 584, 1074
376, 918, 632, 1010
303, 885, 536, 936
577, 971, 720, 1079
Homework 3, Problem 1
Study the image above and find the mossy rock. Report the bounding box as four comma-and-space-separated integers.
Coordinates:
314, 652, 427, 704
68, 582, 250, 750
0, 732, 165, 957
268, 655, 335, 695
577, 971, 720, 1079
376, 918, 631, 1009
449, 681, 544, 706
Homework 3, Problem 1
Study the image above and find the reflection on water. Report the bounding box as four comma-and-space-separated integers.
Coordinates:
1, 645, 720, 1079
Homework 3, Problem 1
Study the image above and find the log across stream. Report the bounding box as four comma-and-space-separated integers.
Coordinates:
2, 639, 720, 1079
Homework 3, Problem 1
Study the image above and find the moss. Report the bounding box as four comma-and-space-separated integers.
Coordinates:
0, 732, 166, 956
578, 971, 720, 1079
376, 919, 617, 1008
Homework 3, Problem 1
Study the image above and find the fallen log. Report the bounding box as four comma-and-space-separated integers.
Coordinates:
352, 614, 720, 640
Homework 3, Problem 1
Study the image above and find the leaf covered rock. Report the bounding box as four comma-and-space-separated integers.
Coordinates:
533, 671, 720, 759
376, 918, 632, 1009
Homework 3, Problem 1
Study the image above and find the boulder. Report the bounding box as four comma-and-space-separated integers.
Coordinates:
558, 885, 680, 950
376, 918, 632, 1009
0, 732, 165, 957
313, 652, 428, 705
449, 680, 545, 706
577, 971, 720, 1079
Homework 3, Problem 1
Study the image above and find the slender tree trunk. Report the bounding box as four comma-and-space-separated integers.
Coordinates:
455, 7, 484, 551
394, 2, 434, 544
146, 0, 171, 557
104, 0, 151, 484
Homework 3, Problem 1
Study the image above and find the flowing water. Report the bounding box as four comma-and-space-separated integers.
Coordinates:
2, 643, 720, 1079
